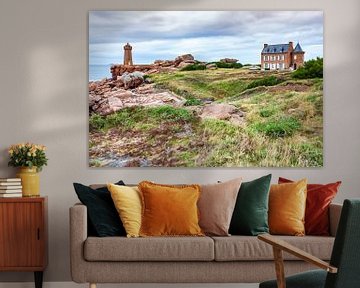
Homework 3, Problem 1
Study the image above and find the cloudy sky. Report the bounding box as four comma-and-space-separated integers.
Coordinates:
89, 11, 323, 65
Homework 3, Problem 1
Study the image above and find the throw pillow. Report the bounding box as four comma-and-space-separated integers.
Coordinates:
269, 179, 307, 236
73, 181, 126, 237
138, 181, 203, 237
278, 177, 341, 236
107, 184, 142, 238
229, 174, 272, 236
198, 178, 242, 236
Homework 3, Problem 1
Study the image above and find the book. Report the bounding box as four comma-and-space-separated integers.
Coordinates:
0, 186, 22, 190
0, 193, 22, 198
0, 182, 22, 186
0, 189, 22, 193
0, 178, 21, 182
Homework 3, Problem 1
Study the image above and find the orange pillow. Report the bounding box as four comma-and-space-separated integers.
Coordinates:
138, 181, 204, 237
278, 177, 341, 236
269, 179, 307, 236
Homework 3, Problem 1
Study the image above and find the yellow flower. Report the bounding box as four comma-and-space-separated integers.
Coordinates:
8, 149, 13, 155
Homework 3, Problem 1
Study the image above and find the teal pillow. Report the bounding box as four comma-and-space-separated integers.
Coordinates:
229, 174, 272, 236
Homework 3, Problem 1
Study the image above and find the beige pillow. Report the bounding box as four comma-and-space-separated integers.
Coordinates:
198, 178, 242, 236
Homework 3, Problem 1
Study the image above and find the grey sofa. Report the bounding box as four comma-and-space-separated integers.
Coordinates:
70, 202, 342, 288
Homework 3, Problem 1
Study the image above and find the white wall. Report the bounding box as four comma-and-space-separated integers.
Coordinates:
0, 0, 360, 283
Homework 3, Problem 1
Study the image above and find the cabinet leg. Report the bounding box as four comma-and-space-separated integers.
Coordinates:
34, 271, 43, 288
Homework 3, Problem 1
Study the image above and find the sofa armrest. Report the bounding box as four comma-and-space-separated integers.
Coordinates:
329, 203, 342, 237
69, 203, 88, 283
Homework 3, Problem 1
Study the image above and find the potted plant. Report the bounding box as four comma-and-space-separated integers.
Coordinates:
8, 143, 48, 197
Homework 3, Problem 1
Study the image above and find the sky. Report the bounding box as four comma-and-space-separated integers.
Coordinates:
89, 11, 323, 66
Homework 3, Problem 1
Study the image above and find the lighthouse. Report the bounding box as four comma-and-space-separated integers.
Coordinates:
123, 43, 133, 66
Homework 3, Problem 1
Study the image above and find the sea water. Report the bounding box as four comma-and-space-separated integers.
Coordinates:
89, 64, 112, 81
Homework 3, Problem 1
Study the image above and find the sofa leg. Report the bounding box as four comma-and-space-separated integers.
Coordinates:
89, 284, 96, 288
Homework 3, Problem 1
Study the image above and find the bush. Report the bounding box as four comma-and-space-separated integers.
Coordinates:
89, 114, 107, 130
184, 97, 203, 106
292, 57, 323, 79
246, 76, 283, 89
214, 62, 243, 69
180, 64, 206, 71
252, 117, 300, 137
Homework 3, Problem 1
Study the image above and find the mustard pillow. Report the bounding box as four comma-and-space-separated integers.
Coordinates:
107, 183, 142, 238
269, 179, 307, 236
138, 181, 204, 237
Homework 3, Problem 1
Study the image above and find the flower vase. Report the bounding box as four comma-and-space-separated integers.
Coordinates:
16, 167, 40, 197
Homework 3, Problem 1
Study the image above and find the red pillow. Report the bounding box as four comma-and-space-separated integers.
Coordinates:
278, 177, 341, 236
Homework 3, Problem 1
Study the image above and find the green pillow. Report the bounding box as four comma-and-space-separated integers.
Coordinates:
229, 174, 272, 236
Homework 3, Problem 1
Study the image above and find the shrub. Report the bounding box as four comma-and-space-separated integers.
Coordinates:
292, 57, 323, 79
184, 97, 203, 106
180, 64, 206, 71
147, 105, 194, 122
259, 107, 276, 118
214, 62, 243, 69
252, 117, 300, 137
89, 114, 107, 130
246, 76, 283, 89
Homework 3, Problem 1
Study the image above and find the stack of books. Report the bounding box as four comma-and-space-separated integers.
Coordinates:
0, 178, 22, 197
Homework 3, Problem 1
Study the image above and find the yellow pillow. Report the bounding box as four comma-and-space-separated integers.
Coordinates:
107, 183, 142, 238
138, 181, 204, 237
269, 179, 307, 236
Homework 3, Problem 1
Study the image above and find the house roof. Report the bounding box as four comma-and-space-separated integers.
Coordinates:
293, 43, 304, 53
262, 44, 289, 54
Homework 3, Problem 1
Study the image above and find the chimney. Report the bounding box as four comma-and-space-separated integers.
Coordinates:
289, 41, 293, 49
264, 44, 268, 48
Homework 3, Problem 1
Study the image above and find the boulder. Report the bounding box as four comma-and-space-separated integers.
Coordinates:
206, 63, 217, 70
120, 71, 145, 89
177, 61, 193, 69
220, 58, 238, 63
175, 54, 195, 65
200, 103, 244, 122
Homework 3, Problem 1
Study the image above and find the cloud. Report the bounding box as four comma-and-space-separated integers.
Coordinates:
89, 11, 323, 65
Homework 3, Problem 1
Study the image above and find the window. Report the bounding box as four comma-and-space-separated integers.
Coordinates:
294, 55, 297, 60
281, 55, 285, 60
276, 63, 280, 69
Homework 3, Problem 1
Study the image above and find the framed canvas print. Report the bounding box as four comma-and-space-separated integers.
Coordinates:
89, 11, 323, 168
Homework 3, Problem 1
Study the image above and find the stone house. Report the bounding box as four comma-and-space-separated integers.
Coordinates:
261, 41, 305, 70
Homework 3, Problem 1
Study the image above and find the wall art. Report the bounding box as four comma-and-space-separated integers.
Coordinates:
89, 11, 323, 167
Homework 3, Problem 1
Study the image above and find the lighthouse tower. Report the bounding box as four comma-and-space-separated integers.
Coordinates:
123, 43, 133, 66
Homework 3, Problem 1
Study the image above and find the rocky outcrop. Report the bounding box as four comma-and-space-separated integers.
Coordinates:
220, 58, 238, 63
199, 103, 245, 125
111, 54, 198, 78
89, 73, 184, 116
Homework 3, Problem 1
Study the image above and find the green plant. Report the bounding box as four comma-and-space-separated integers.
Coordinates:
8, 143, 48, 171
180, 64, 206, 71
246, 76, 283, 89
184, 97, 203, 106
89, 114, 107, 130
252, 117, 301, 137
214, 62, 243, 69
292, 57, 323, 79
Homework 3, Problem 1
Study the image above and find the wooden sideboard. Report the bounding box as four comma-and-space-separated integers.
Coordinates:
0, 197, 48, 288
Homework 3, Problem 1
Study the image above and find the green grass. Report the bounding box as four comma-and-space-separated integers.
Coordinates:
246, 75, 284, 89
89, 105, 195, 132
251, 117, 301, 137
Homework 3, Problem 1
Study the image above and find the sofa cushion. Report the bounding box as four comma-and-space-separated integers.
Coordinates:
279, 177, 341, 236
139, 181, 203, 237
212, 236, 334, 261
84, 236, 214, 261
269, 179, 307, 236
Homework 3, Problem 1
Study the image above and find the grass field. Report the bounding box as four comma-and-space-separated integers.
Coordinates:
89, 68, 323, 167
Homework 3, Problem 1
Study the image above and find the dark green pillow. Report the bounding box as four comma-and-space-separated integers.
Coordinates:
73, 181, 126, 237
229, 174, 272, 236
